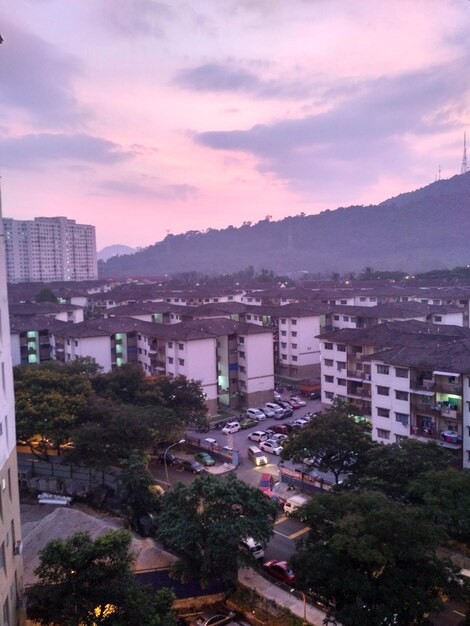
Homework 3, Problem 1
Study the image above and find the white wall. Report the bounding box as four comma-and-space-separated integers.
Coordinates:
243, 332, 274, 394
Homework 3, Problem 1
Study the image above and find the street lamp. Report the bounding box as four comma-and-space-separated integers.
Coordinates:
291, 589, 307, 626
164, 439, 185, 488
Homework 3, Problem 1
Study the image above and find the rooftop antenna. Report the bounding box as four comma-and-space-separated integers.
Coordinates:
438, 163, 441, 181
462, 132, 468, 175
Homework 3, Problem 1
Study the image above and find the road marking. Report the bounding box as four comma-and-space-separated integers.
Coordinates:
453, 610, 466, 617
289, 527, 310, 539
275, 515, 288, 525
273, 529, 292, 538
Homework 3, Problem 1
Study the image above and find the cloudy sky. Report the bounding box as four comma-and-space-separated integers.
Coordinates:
1, 1, 470, 250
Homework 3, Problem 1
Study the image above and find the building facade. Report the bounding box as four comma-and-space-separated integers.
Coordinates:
3, 216, 97, 283
0, 206, 25, 624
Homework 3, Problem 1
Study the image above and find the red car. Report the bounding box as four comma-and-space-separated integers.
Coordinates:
263, 560, 296, 584
287, 399, 302, 409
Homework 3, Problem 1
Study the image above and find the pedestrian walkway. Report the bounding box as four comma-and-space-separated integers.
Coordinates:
238, 568, 327, 626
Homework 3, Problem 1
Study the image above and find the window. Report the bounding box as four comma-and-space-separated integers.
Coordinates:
281, 331, 287, 337
395, 367, 408, 378
168, 356, 173, 364
340, 300, 347, 305
377, 386, 389, 396
239, 351, 245, 359
377, 365, 389, 375
291, 343, 297, 349
333, 315, 340, 321
324, 375, 334, 383
324, 342, 333, 350
337, 344, 346, 352
168, 341, 173, 348
325, 391, 334, 400
292, 331, 297, 337
178, 358, 184, 366
343, 316, 349, 322
360, 297, 366, 302
292, 319, 297, 325
324, 359, 334, 367
377, 428, 390, 440
292, 356, 298, 362
395, 412, 409, 426
281, 354, 287, 360
434, 316, 442, 322
337, 378, 346, 386
377, 407, 390, 418
178, 343, 184, 350
395, 390, 409, 401
281, 342, 287, 348
337, 361, 346, 371
238, 337, 245, 344
281, 319, 287, 324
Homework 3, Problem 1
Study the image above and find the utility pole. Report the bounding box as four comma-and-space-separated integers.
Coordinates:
461, 132, 468, 175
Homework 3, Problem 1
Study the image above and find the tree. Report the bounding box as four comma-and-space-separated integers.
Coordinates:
118, 453, 162, 532
291, 491, 466, 626
281, 400, 373, 483
14, 363, 92, 456
408, 469, 470, 545
27, 529, 176, 626
347, 439, 451, 500
35, 288, 58, 303
155, 473, 277, 586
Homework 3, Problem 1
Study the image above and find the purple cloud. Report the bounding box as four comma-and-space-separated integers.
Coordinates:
0, 20, 85, 126
175, 62, 311, 99
0, 133, 134, 169
95, 0, 173, 37
99, 179, 198, 200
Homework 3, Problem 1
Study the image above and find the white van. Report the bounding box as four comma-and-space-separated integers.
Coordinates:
240, 537, 264, 560
247, 445, 268, 466
283, 494, 309, 517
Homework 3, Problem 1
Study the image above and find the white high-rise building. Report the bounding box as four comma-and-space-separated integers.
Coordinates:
3, 216, 97, 283
0, 195, 25, 623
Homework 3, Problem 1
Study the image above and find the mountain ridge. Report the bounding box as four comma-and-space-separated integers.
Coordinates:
100, 173, 470, 277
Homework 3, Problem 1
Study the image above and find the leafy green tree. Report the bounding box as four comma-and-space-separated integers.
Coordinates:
281, 400, 373, 483
155, 473, 277, 586
118, 453, 162, 531
14, 363, 92, 455
27, 529, 176, 626
291, 491, 465, 626
408, 469, 470, 545
347, 439, 451, 500
35, 288, 58, 303
138, 375, 208, 424
92, 363, 146, 403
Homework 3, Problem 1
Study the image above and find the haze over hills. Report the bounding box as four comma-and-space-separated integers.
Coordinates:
100, 173, 470, 278
97, 245, 138, 262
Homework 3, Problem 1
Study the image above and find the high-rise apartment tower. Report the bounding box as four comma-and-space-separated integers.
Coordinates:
3, 216, 97, 283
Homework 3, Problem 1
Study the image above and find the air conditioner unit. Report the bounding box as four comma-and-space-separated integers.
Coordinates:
14, 540, 23, 555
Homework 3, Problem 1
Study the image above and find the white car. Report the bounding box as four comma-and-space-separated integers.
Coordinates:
247, 408, 267, 421
290, 396, 306, 407
221, 421, 241, 434
248, 430, 268, 442
291, 418, 309, 428
271, 433, 288, 443
259, 439, 283, 455
259, 406, 276, 418
274, 391, 282, 401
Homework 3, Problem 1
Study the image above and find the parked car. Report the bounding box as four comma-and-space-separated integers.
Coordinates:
259, 439, 283, 455
290, 396, 306, 407
271, 423, 292, 435
240, 417, 258, 429
221, 421, 241, 434
188, 609, 236, 626
270, 433, 287, 444
308, 390, 321, 400
275, 401, 294, 417
264, 402, 286, 419
179, 459, 205, 474
273, 391, 282, 401
194, 451, 215, 466
291, 418, 309, 429
287, 398, 302, 410
246, 408, 267, 421
154, 452, 178, 465
259, 406, 276, 418
258, 472, 275, 494
248, 430, 268, 442
262, 560, 296, 585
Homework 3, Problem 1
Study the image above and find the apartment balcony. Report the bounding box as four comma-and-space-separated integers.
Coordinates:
347, 369, 371, 381
411, 399, 441, 416
410, 378, 435, 392
348, 387, 371, 399
434, 381, 462, 395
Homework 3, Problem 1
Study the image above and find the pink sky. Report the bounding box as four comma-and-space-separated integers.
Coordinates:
1, 0, 469, 250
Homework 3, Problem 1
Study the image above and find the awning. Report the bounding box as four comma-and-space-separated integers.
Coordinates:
433, 371, 460, 377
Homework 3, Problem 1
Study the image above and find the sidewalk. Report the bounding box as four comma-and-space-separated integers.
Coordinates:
238, 568, 327, 626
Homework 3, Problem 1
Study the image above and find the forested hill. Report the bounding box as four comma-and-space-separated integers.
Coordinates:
100, 172, 470, 277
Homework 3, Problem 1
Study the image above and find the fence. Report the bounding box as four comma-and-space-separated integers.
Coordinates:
279, 465, 333, 494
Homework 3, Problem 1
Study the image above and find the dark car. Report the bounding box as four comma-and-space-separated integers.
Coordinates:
194, 451, 215, 466
271, 423, 292, 435
276, 402, 294, 417
179, 459, 205, 474
309, 390, 321, 400
262, 560, 296, 584
154, 452, 178, 465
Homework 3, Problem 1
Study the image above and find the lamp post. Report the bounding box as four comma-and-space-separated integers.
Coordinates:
291, 589, 307, 626
164, 439, 185, 488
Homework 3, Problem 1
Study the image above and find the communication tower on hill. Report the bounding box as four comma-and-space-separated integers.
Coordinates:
461, 132, 468, 175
